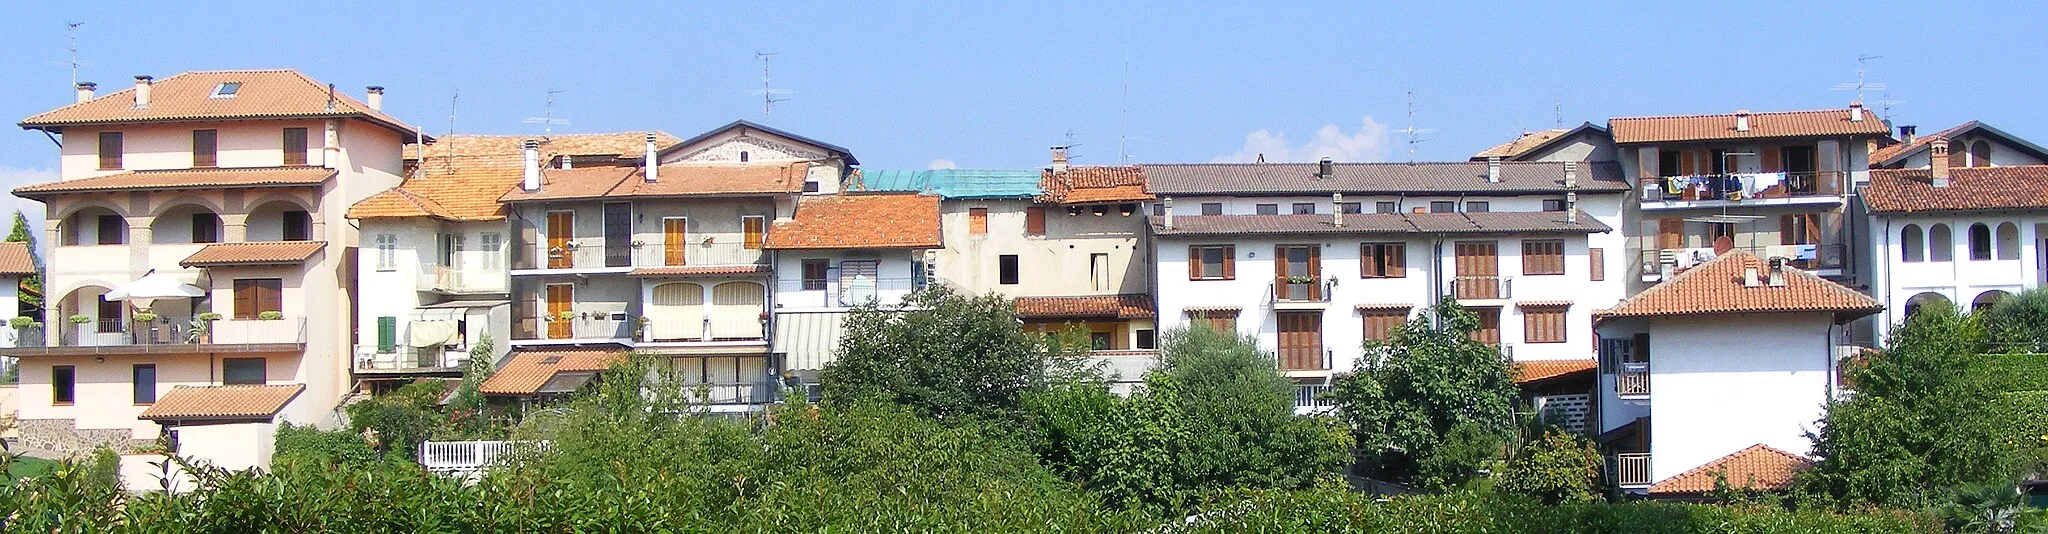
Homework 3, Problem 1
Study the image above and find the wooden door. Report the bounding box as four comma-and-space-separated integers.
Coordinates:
663, 218, 688, 266
1656, 219, 1684, 250
1453, 241, 1500, 299
546, 283, 573, 339
546, 211, 574, 269
1276, 312, 1324, 371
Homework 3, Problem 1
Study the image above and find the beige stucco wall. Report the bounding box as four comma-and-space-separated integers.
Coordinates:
931, 199, 1150, 298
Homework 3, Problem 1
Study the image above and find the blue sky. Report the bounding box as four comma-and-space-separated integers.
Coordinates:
2, 0, 2043, 215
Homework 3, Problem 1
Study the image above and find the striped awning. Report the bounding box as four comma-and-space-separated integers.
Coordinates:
772, 310, 850, 371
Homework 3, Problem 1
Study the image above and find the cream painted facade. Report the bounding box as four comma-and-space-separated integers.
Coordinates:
931, 199, 1150, 298
353, 218, 512, 375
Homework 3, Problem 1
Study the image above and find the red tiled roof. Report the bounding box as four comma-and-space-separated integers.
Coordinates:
1610, 108, 1890, 144
14, 167, 334, 198
352, 133, 682, 222
477, 348, 628, 396
1869, 122, 1977, 165
627, 265, 770, 277
138, 384, 304, 422
1015, 294, 1156, 319
1474, 129, 1571, 159
179, 241, 325, 268
1040, 166, 1151, 204
1864, 165, 2048, 213
20, 70, 420, 137
1648, 444, 1811, 495
1354, 303, 1414, 311
764, 193, 942, 250
0, 242, 34, 275
497, 162, 809, 202
1153, 211, 1610, 237
1516, 359, 1595, 384
1597, 252, 1881, 320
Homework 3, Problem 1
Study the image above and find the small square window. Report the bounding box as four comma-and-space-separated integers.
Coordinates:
211, 82, 242, 99
1255, 204, 1279, 215
1201, 203, 1223, 216
1430, 201, 1456, 213
1338, 202, 1363, 214
1135, 329, 1157, 350
1292, 203, 1316, 215
1542, 199, 1567, 212
999, 255, 1020, 285
1375, 201, 1398, 214
1465, 201, 1490, 213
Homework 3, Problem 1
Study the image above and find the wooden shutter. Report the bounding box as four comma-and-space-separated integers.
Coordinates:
1589, 247, 1605, 281
283, 128, 309, 165
1273, 245, 1290, 297
376, 317, 396, 353
968, 208, 988, 235
233, 280, 257, 319
1677, 150, 1697, 175
1469, 307, 1501, 345
258, 279, 282, 314
1780, 215, 1797, 245
1277, 312, 1324, 370
1024, 207, 1046, 236
1760, 146, 1782, 173
1188, 246, 1203, 280
742, 216, 765, 249
663, 218, 688, 266
1387, 243, 1406, 278
99, 132, 122, 170
1362, 308, 1408, 342
546, 211, 574, 269
192, 130, 218, 168
1657, 219, 1683, 250
1221, 246, 1236, 280
1524, 308, 1566, 343
1522, 240, 1564, 275
1307, 246, 1323, 300
546, 284, 574, 340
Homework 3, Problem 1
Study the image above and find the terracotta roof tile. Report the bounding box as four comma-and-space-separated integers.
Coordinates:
1152, 211, 1610, 237
352, 132, 681, 222
179, 241, 325, 268
478, 348, 627, 396
20, 70, 420, 137
1870, 122, 1977, 165
1648, 444, 1811, 494
1040, 166, 1152, 204
1015, 294, 1155, 319
1597, 252, 1881, 320
1354, 303, 1414, 311
1864, 165, 2048, 213
1474, 129, 1571, 159
0, 242, 35, 275
1143, 161, 1628, 195
1181, 306, 1241, 314
497, 163, 809, 203
764, 194, 941, 250
13, 166, 333, 198
1515, 359, 1595, 384
138, 384, 304, 421
627, 265, 771, 277
1611, 108, 1890, 144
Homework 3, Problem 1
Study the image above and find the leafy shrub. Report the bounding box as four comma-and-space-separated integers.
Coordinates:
1496, 429, 1601, 504
345, 382, 444, 457
821, 286, 1046, 425
1183, 488, 1939, 533
1331, 298, 1518, 490
272, 423, 378, 466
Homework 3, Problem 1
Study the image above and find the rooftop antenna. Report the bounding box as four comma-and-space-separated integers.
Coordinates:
1398, 89, 1437, 163
446, 90, 459, 138
65, 22, 85, 87
749, 51, 794, 117
1873, 88, 1906, 122
1554, 101, 1564, 129
1117, 16, 1134, 165
1830, 55, 1886, 105
522, 88, 570, 135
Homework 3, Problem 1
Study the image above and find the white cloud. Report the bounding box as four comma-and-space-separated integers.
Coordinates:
926, 159, 959, 170
0, 167, 53, 229
1212, 117, 1392, 163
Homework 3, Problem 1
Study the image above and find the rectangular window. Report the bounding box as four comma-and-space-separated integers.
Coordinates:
481, 233, 503, 271
1291, 202, 1316, 215
96, 215, 124, 245
1704, 222, 1735, 245
98, 132, 123, 170
1151, 203, 1164, 217
1189, 245, 1235, 280
436, 233, 455, 266
838, 260, 879, 304
375, 234, 397, 271
1542, 199, 1566, 212
1362, 308, 1410, 342
1361, 242, 1407, 278
233, 278, 284, 319
1089, 332, 1112, 350
1090, 253, 1110, 291
1201, 203, 1223, 216
998, 255, 1020, 285
1589, 247, 1606, 281
97, 297, 123, 333
603, 202, 632, 267
52, 365, 75, 405
376, 316, 397, 353
1338, 202, 1363, 214
223, 358, 267, 385
1024, 207, 1047, 236
282, 128, 309, 166
1524, 307, 1568, 343
1255, 204, 1279, 215
192, 129, 219, 168
1465, 201, 1490, 213
1522, 240, 1566, 275
132, 364, 157, 405
1375, 201, 1398, 214
742, 216, 765, 249
1469, 307, 1502, 345
968, 208, 988, 235
803, 181, 821, 193
191, 212, 221, 243
1781, 214, 1821, 245
801, 259, 829, 290
283, 210, 312, 241
1135, 329, 1157, 350
1430, 201, 1456, 213
1274, 245, 1321, 300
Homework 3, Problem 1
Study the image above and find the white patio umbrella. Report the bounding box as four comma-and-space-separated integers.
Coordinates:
104, 269, 205, 311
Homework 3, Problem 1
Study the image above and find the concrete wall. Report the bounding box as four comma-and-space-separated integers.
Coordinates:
932, 199, 1148, 298
16, 351, 301, 444
771, 248, 922, 310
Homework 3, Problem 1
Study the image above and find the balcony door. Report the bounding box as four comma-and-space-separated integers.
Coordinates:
1782, 145, 1817, 194
709, 282, 765, 340
663, 217, 689, 266
546, 283, 574, 339
1276, 311, 1324, 371
1273, 245, 1321, 301
546, 211, 574, 269
1454, 241, 1500, 299
604, 203, 632, 268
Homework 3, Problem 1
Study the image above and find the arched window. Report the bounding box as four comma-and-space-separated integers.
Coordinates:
1929, 224, 1954, 262
1973, 290, 2011, 312
1905, 292, 1953, 318
1997, 222, 2021, 260
1969, 223, 1993, 260
1901, 224, 1924, 262
1949, 140, 1968, 169
1970, 140, 1992, 167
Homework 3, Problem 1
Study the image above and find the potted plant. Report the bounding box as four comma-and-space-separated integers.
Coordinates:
558, 310, 578, 322
132, 312, 158, 323
635, 316, 651, 341
1284, 275, 1317, 284
68, 314, 90, 325
10, 316, 35, 329
257, 311, 284, 321
197, 312, 223, 322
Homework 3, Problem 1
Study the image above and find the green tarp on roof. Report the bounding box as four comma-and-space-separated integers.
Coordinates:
857, 169, 1042, 199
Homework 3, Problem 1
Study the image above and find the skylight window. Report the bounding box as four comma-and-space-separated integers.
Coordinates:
211, 82, 242, 99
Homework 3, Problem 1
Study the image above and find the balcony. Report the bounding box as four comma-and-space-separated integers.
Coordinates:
1639, 171, 1846, 210
1269, 279, 1334, 309
354, 345, 470, 374
1639, 243, 1847, 282
774, 277, 921, 309
1294, 383, 1335, 411
420, 440, 549, 476
512, 240, 765, 274
1616, 362, 1650, 397
1613, 453, 1653, 488
512, 314, 634, 343
680, 381, 772, 407
1449, 276, 1512, 300
5, 315, 307, 356
417, 264, 507, 294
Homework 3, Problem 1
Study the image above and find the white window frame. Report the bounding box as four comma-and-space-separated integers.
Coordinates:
375, 234, 397, 271
481, 233, 503, 271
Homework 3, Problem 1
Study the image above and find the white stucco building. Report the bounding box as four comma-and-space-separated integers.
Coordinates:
766, 192, 940, 382
1862, 144, 2048, 340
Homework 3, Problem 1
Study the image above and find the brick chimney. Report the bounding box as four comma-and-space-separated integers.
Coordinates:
522, 140, 541, 191
1898, 125, 1917, 144
1930, 137, 1951, 188
365, 86, 384, 111
1318, 157, 1334, 180
1051, 146, 1069, 173
75, 82, 96, 104
132, 75, 153, 109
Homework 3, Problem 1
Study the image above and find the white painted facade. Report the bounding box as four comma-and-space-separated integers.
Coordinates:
353, 218, 512, 374
1866, 213, 2048, 340
931, 199, 1149, 298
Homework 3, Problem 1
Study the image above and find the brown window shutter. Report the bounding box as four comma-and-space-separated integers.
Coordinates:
1388, 243, 1406, 278
192, 130, 218, 168
743, 217, 765, 249
1308, 246, 1323, 299
99, 132, 123, 170
1806, 215, 1822, 245
1024, 207, 1046, 236
1222, 246, 1236, 280
1780, 215, 1796, 245
1678, 150, 1697, 175
233, 280, 257, 319
1761, 147, 1782, 173
1188, 246, 1202, 280
968, 208, 988, 235
1589, 247, 1605, 281
260, 280, 282, 314
283, 128, 309, 166
1657, 219, 1683, 250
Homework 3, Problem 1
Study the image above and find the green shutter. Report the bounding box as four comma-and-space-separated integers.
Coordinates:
377, 317, 397, 353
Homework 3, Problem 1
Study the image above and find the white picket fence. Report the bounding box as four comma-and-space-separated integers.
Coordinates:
418, 440, 548, 475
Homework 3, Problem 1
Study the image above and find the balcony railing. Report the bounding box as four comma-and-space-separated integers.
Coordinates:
1639, 170, 1846, 204
682, 382, 770, 405
1614, 453, 1653, 487
355, 345, 469, 373
56, 316, 306, 347
774, 277, 921, 308
512, 314, 633, 342
417, 264, 507, 293
6, 326, 44, 348
515, 240, 766, 271
1450, 276, 1511, 300
1640, 243, 1847, 280
1616, 362, 1650, 396
1276, 348, 1332, 372
1294, 384, 1334, 409
1269, 279, 1334, 303
420, 440, 549, 475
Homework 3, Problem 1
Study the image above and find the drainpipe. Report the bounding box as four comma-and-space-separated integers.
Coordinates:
1430, 237, 1446, 326
1878, 218, 1893, 341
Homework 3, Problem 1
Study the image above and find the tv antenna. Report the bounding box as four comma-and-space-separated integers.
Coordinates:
65, 22, 86, 87
748, 51, 794, 117
1554, 101, 1564, 129
1399, 89, 1437, 163
446, 90, 459, 138
522, 88, 570, 135
1871, 89, 1906, 122
1830, 55, 1886, 105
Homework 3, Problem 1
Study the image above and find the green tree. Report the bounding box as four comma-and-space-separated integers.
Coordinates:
345, 381, 444, 458
1329, 297, 1518, 490
820, 286, 1045, 424
6, 211, 42, 320
1983, 287, 2048, 353
1495, 429, 1602, 504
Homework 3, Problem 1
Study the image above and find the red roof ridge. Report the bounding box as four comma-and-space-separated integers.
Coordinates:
1647, 444, 1811, 494
1611, 107, 1861, 121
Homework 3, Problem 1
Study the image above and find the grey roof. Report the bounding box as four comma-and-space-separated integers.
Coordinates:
1140, 161, 1627, 196
661, 119, 858, 165
1152, 211, 1611, 237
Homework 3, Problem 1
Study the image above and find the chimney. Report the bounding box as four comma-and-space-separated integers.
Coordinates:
1161, 197, 1174, 230
1849, 101, 1865, 122
1485, 156, 1501, 183
521, 140, 541, 191
74, 82, 96, 104
1332, 193, 1344, 227
1318, 157, 1334, 180
1734, 110, 1751, 132
132, 75, 153, 109
1930, 137, 1951, 187
1051, 146, 1069, 173
643, 133, 660, 183
325, 84, 337, 112
365, 86, 385, 111
1899, 125, 1917, 144
1743, 266, 1761, 288
1564, 161, 1580, 224
1767, 257, 1788, 287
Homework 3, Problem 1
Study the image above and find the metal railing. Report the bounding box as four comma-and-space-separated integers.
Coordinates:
6, 326, 45, 348
1614, 453, 1653, 487
1295, 384, 1334, 409
518, 240, 766, 271
1616, 362, 1650, 396
1269, 279, 1334, 303
1640, 243, 1848, 279
1276, 348, 1332, 372
512, 315, 633, 341
417, 263, 506, 293
58, 316, 306, 347
773, 277, 921, 308
682, 382, 769, 405
1639, 170, 1846, 203
355, 345, 469, 372
1450, 276, 1511, 300
419, 440, 549, 474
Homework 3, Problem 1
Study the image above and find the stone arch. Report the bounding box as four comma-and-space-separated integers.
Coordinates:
1972, 290, 2011, 312
1904, 291, 1953, 318
150, 199, 226, 244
